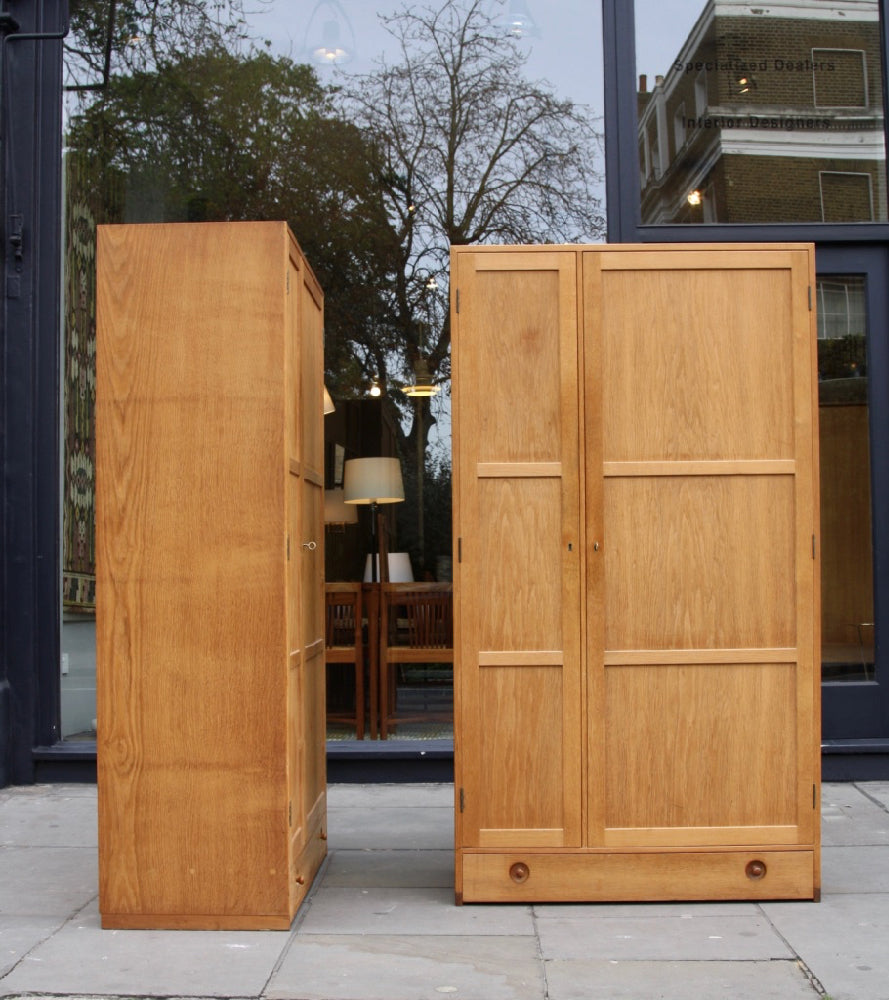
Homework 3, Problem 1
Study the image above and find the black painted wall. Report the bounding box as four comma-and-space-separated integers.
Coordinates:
0, 0, 66, 785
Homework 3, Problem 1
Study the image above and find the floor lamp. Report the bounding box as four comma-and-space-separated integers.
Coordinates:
342, 457, 405, 582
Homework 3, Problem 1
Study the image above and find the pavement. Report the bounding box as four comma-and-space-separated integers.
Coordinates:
1, 781, 888, 1000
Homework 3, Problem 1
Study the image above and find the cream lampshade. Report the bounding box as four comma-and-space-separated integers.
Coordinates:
343, 457, 405, 505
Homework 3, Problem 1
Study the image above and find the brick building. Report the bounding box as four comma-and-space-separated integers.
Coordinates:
638, 0, 886, 223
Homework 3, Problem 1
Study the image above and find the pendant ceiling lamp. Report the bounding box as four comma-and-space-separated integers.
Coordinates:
499, 0, 541, 39
403, 356, 440, 398
304, 0, 355, 65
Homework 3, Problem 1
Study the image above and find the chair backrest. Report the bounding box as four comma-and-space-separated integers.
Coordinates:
381, 583, 453, 649
325, 583, 362, 648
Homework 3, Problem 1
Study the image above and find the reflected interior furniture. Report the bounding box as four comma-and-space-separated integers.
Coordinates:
451, 243, 820, 904
324, 583, 365, 739
96, 222, 327, 929
379, 582, 453, 739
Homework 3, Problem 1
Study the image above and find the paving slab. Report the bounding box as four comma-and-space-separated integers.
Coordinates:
822, 845, 889, 893
0, 901, 290, 998
268, 934, 544, 1000
323, 849, 454, 888
821, 783, 889, 846
861, 781, 889, 812
298, 887, 534, 936
0, 786, 97, 848
327, 783, 455, 809
326, 806, 454, 850
0, 847, 97, 917
763, 892, 889, 1000
0, 915, 71, 979
535, 910, 793, 962
544, 958, 821, 1000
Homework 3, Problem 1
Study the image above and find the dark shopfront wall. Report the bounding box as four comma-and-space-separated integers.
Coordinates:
2, 0, 889, 785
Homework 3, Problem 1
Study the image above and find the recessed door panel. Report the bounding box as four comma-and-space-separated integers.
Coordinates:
604, 662, 800, 844
604, 476, 796, 651
600, 261, 795, 463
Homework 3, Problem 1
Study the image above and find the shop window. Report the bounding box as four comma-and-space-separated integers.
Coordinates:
59, 0, 605, 745
816, 275, 874, 682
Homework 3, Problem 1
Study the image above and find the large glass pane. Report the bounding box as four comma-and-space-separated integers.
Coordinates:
635, 0, 888, 224
61, 0, 604, 743
818, 275, 875, 681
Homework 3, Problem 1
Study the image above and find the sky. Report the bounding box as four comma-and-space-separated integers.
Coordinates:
247, 0, 606, 111
245, 0, 704, 129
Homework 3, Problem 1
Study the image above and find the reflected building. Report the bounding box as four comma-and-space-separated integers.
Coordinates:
638, 0, 886, 224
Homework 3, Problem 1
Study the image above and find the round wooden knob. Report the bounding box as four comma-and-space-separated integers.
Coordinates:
745, 860, 767, 881
509, 862, 530, 884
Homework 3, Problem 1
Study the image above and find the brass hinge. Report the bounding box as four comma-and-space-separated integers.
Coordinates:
813, 784, 817, 809
457, 537, 462, 563
459, 788, 465, 812
813, 534, 817, 559
808, 285, 812, 311
455, 289, 460, 313
289, 800, 293, 826
287, 535, 291, 560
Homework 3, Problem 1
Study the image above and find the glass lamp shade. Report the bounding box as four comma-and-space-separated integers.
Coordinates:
323, 385, 335, 414
342, 457, 405, 504
499, 0, 541, 38
305, 0, 355, 64
403, 357, 440, 397
324, 488, 358, 524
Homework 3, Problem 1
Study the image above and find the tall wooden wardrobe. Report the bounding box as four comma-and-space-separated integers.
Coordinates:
96, 222, 326, 929
451, 244, 821, 903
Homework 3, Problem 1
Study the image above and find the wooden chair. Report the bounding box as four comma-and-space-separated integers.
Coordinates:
324, 583, 365, 740
379, 582, 453, 739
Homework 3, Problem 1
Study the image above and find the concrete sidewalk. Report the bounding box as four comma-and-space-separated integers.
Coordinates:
1, 781, 888, 1000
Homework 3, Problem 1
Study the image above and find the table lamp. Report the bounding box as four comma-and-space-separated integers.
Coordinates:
342, 457, 405, 582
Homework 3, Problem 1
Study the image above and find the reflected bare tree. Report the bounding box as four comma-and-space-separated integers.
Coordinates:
334, 0, 604, 567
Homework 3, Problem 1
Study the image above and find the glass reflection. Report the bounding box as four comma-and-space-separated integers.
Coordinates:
817, 275, 875, 681
635, 0, 887, 223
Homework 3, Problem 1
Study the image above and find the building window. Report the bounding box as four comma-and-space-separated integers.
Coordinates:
820, 171, 874, 222
673, 101, 687, 154
813, 48, 868, 109
694, 69, 707, 116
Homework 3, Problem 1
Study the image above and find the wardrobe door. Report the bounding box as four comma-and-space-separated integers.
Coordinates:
285, 239, 327, 911
452, 249, 583, 870
584, 247, 819, 895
